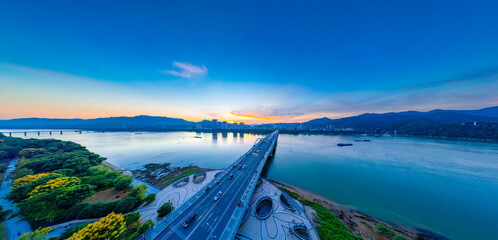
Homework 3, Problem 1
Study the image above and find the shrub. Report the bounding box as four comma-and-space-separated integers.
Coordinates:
113, 197, 138, 214
114, 175, 133, 190
144, 193, 156, 205
137, 219, 154, 235
129, 184, 147, 202
19, 227, 52, 240
124, 212, 141, 225
68, 212, 126, 240
157, 202, 173, 218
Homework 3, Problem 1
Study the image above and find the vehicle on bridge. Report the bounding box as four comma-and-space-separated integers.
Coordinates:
184, 213, 198, 228
229, 174, 234, 180
214, 191, 222, 201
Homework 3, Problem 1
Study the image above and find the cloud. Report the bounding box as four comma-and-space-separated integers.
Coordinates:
229, 72, 498, 122
161, 62, 208, 78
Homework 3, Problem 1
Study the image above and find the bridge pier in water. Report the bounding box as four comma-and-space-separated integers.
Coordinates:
9, 132, 12, 137
24, 132, 27, 136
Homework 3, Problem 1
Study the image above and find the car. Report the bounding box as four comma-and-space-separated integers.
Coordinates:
214, 191, 222, 201
242, 165, 246, 170
229, 174, 234, 180
238, 165, 242, 170
184, 213, 198, 228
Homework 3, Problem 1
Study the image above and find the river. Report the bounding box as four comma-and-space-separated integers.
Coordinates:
2, 130, 497, 240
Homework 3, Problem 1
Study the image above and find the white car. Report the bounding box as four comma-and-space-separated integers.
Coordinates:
214, 191, 222, 201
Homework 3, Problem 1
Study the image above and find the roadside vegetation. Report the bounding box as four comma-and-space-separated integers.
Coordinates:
0, 133, 148, 233
157, 202, 173, 218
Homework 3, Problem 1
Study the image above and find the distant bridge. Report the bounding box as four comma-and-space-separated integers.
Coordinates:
0, 130, 82, 137
142, 130, 279, 240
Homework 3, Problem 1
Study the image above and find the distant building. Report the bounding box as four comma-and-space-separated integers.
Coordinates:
212, 119, 218, 129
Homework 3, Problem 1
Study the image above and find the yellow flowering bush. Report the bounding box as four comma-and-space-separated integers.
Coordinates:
12, 172, 57, 188
30, 177, 80, 196
68, 212, 126, 240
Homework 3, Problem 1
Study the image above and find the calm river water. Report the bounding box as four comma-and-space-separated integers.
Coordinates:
4, 130, 497, 240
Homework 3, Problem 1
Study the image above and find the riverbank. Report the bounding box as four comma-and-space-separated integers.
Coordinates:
268, 179, 448, 240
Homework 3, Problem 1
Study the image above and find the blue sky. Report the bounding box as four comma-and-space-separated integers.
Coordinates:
1, 0, 497, 123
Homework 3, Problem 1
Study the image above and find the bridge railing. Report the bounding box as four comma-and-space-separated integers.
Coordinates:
139, 134, 270, 240
220, 131, 279, 240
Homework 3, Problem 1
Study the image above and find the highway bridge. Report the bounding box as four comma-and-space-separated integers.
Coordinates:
143, 130, 279, 240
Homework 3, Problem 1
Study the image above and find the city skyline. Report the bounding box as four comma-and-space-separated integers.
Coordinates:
1, 1, 498, 124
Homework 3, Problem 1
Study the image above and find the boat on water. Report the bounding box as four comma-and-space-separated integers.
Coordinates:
194, 136, 202, 138
354, 139, 370, 142
337, 143, 353, 147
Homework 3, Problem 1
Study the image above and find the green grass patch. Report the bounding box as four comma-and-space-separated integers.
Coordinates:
299, 199, 361, 240
157, 168, 203, 188
376, 224, 406, 240
278, 187, 300, 199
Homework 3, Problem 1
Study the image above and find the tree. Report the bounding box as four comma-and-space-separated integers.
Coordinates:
18, 227, 52, 240
144, 193, 156, 205
157, 202, 173, 218
124, 212, 140, 225
113, 197, 138, 214
55, 184, 96, 208
129, 184, 147, 201
114, 175, 133, 190
68, 212, 126, 240
137, 219, 154, 235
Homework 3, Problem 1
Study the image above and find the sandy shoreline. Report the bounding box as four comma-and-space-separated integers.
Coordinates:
267, 179, 448, 240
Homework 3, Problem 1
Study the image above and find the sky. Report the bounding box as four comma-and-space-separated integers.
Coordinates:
1, 0, 498, 123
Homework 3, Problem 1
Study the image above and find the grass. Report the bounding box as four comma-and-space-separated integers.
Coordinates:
277, 186, 360, 240
0, 222, 7, 240
376, 224, 406, 240
278, 187, 300, 199
299, 199, 362, 240
157, 167, 204, 188
82, 188, 129, 203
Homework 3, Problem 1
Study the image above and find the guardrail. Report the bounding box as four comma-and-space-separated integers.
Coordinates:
139, 133, 274, 240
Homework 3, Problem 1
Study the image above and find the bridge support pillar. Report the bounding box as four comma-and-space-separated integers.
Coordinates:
49, 131, 52, 135
24, 132, 27, 136
38, 131, 40, 136
60, 131, 63, 135
9, 132, 12, 137
79, 131, 82, 134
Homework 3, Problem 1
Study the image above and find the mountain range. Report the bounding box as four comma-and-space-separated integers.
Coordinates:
0, 107, 497, 134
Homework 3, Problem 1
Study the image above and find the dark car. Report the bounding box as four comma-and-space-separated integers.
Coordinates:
229, 174, 234, 180
238, 165, 242, 170
184, 213, 198, 228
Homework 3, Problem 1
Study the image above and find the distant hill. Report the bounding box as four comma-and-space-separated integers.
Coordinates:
298, 106, 498, 140
301, 106, 498, 131
0, 115, 195, 130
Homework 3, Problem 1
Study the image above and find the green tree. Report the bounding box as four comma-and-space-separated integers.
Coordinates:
124, 212, 141, 225
129, 184, 147, 201
114, 175, 133, 190
113, 197, 138, 214
137, 219, 154, 235
55, 184, 96, 208
144, 193, 156, 205
157, 202, 173, 218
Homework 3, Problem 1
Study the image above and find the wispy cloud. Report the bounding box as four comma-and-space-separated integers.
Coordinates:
161, 61, 208, 78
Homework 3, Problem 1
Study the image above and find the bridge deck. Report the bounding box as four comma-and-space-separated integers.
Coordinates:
148, 131, 278, 240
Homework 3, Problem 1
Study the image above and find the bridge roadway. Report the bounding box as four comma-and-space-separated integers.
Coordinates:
152, 131, 278, 240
